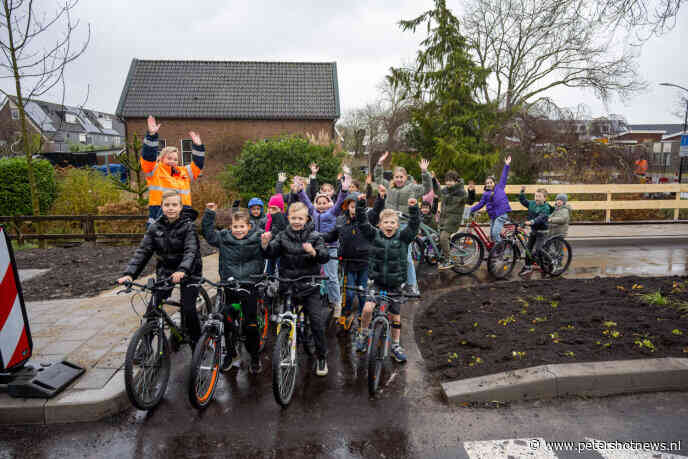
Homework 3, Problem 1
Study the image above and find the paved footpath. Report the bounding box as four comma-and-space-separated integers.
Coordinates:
0, 254, 220, 424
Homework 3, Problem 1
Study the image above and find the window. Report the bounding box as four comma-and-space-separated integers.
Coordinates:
79, 133, 86, 143
181, 139, 193, 165
11, 109, 19, 120
158, 139, 166, 149
65, 113, 77, 124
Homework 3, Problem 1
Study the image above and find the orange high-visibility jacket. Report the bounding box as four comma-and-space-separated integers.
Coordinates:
140, 133, 204, 223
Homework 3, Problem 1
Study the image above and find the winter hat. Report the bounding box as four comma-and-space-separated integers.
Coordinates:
555, 193, 568, 203
268, 194, 284, 212
422, 190, 435, 205
341, 191, 360, 210
248, 197, 264, 210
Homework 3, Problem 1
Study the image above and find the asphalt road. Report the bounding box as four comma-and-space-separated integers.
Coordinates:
1, 241, 686, 458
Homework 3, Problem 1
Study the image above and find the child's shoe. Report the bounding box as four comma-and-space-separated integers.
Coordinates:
391, 344, 407, 363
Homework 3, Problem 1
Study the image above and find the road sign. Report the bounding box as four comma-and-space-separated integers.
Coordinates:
680, 134, 688, 157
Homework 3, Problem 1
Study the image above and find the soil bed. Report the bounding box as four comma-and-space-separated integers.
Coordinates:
415, 275, 688, 382
13, 241, 216, 301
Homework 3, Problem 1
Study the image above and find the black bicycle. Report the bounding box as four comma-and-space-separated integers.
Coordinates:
254, 274, 326, 407
487, 222, 572, 279
118, 277, 212, 410
347, 285, 419, 396
186, 277, 269, 409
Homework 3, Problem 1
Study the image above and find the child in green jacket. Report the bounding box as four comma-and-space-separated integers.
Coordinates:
518, 187, 552, 276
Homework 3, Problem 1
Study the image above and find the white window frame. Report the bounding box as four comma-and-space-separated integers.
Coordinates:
65, 113, 77, 124
181, 139, 193, 165
11, 109, 19, 120
79, 133, 87, 143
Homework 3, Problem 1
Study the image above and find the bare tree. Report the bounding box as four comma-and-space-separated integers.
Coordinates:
0, 0, 90, 216
671, 95, 688, 124
594, 0, 684, 42
463, 0, 646, 116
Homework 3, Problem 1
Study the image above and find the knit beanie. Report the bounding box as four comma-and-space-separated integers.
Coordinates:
268, 194, 284, 212
555, 193, 568, 203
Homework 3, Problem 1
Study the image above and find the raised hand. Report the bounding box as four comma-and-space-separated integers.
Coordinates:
521, 185, 526, 193
147, 115, 161, 135
309, 162, 319, 176
342, 164, 351, 175
419, 159, 430, 172
302, 242, 316, 256
278, 172, 287, 183
408, 197, 418, 207
378, 151, 390, 165
206, 202, 217, 211
378, 184, 387, 198
342, 174, 352, 191
505, 155, 512, 165
189, 131, 202, 145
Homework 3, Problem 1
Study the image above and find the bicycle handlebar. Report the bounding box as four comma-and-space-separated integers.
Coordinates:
249, 274, 327, 284
344, 285, 420, 299
188, 277, 251, 295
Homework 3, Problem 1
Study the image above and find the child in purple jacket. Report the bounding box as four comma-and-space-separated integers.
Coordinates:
298, 175, 351, 317
470, 156, 512, 243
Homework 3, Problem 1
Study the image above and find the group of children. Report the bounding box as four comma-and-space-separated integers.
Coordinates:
118, 120, 571, 381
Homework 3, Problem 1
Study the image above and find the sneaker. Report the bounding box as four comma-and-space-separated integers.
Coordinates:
316, 357, 328, 376
405, 284, 420, 296
332, 303, 342, 319
438, 261, 455, 271
391, 344, 408, 363
519, 265, 533, 276
354, 331, 368, 353
249, 356, 263, 374
221, 353, 235, 372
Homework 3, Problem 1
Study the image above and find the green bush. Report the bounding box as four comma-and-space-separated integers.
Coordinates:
222, 136, 343, 202
0, 157, 57, 215
51, 167, 121, 215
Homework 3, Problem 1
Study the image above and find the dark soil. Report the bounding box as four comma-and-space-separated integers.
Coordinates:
415, 275, 688, 381
13, 241, 216, 301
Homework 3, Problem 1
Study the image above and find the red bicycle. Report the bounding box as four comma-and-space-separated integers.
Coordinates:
450, 212, 515, 273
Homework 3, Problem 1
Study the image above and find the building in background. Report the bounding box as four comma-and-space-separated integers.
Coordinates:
116, 59, 341, 175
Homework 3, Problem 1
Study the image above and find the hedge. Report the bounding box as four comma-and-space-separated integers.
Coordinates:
0, 157, 57, 215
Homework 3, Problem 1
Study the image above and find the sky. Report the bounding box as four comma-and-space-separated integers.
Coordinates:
2, 0, 687, 124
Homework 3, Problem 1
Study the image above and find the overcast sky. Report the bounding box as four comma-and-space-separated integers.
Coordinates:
3, 0, 687, 124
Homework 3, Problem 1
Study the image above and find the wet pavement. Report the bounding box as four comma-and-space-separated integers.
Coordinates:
1, 241, 687, 458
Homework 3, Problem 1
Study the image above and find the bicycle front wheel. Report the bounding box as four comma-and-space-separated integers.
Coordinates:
449, 232, 484, 275
188, 331, 221, 409
258, 300, 269, 353
124, 322, 171, 411
368, 321, 387, 396
273, 326, 298, 407
197, 285, 213, 318
540, 237, 572, 277
487, 240, 517, 279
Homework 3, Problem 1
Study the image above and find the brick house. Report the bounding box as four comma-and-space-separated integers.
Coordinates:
611, 124, 684, 144
115, 59, 341, 176
0, 96, 125, 162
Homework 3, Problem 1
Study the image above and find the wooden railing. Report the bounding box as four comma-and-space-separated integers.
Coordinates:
0, 215, 148, 242
473, 184, 688, 223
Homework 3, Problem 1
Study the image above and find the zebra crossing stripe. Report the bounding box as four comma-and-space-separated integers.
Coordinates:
463, 438, 556, 458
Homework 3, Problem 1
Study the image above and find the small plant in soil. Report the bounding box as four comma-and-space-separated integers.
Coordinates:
672, 329, 683, 336
534, 295, 546, 302
468, 356, 483, 366
563, 351, 575, 357
560, 324, 575, 330
516, 298, 529, 307
549, 332, 560, 343
550, 300, 559, 308
639, 291, 669, 306
498, 315, 516, 326
532, 316, 547, 324
528, 328, 535, 332
632, 283, 644, 290
512, 351, 526, 359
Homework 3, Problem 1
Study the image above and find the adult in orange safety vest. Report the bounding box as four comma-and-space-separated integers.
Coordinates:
141, 115, 204, 225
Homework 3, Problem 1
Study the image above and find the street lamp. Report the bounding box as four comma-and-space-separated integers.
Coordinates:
659, 82, 688, 186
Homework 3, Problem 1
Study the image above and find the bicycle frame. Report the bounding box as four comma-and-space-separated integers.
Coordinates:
367, 297, 393, 357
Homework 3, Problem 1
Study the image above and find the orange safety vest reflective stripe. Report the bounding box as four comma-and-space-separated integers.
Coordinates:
141, 157, 202, 207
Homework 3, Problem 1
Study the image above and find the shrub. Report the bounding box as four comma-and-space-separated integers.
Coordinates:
96, 200, 146, 235
222, 136, 343, 203
0, 156, 57, 215
51, 167, 121, 215
191, 178, 232, 214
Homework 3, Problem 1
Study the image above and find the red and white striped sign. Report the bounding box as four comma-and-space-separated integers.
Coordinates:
0, 226, 32, 370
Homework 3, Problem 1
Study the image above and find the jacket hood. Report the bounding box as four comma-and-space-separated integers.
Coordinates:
180, 207, 199, 222
341, 191, 361, 210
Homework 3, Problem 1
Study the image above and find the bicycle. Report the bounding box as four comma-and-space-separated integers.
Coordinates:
450, 211, 516, 273
336, 257, 370, 334
252, 274, 327, 407
403, 214, 482, 275
186, 277, 269, 409
487, 222, 572, 279
117, 277, 212, 411
346, 285, 419, 396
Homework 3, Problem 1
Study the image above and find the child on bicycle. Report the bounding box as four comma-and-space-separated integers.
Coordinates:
470, 156, 512, 243
519, 186, 553, 276
297, 175, 351, 319
248, 197, 267, 230
261, 202, 331, 376
548, 194, 571, 237
354, 195, 420, 363
436, 170, 468, 270
117, 191, 203, 349
202, 205, 267, 374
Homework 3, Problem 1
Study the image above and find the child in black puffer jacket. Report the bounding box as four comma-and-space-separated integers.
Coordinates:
262, 202, 331, 377
118, 191, 203, 347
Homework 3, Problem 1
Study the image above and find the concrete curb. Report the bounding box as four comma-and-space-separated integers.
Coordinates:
0, 370, 127, 425
569, 235, 688, 246
441, 357, 688, 404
